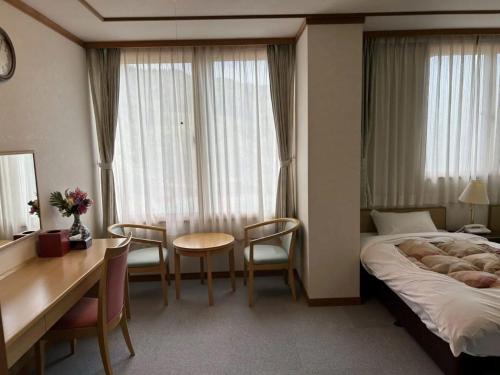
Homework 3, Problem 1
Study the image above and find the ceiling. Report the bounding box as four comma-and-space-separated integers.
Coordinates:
19, 0, 500, 41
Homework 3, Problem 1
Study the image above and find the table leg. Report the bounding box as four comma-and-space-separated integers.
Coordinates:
206, 254, 214, 306
200, 257, 205, 284
175, 250, 181, 300
229, 247, 236, 292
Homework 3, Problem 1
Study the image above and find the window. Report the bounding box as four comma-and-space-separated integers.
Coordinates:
425, 39, 500, 181
114, 47, 279, 238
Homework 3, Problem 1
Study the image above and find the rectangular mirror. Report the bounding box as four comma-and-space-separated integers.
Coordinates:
0, 151, 41, 248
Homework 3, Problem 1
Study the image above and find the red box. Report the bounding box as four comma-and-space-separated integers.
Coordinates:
38, 230, 70, 257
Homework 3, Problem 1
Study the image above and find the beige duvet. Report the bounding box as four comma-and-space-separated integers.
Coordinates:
361, 232, 500, 357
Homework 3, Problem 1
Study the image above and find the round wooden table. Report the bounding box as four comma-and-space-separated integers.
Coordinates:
173, 232, 235, 306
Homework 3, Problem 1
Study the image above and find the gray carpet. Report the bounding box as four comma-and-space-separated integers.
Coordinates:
43, 277, 442, 375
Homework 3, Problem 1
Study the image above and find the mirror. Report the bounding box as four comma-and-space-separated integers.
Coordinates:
0, 151, 40, 248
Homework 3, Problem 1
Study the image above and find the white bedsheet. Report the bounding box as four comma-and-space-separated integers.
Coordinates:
361, 232, 500, 357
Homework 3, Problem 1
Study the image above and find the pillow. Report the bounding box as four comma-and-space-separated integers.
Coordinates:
462, 253, 499, 269
420, 255, 474, 274
370, 210, 438, 235
449, 271, 498, 288
437, 241, 486, 258
398, 240, 445, 260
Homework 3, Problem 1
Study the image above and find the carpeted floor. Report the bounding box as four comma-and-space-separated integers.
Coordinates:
43, 277, 442, 375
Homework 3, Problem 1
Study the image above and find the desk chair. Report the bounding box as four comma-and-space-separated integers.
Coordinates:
36, 235, 134, 375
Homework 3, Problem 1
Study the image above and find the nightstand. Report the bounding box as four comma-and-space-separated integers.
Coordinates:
482, 233, 500, 244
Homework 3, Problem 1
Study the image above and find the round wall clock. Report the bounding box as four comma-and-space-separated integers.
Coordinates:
0, 27, 15, 81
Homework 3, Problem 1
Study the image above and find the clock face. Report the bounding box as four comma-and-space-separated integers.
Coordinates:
0, 28, 15, 80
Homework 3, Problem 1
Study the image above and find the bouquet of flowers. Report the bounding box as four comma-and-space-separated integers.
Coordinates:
28, 199, 39, 217
49, 188, 93, 217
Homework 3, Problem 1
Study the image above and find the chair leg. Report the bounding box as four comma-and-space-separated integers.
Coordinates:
248, 263, 254, 307
288, 268, 297, 301
119, 314, 135, 356
200, 257, 205, 285
97, 328, 113, 375
160, 267, 168, 306
35, 340, 45, 375
125, 271, 131, 320
243, 260, 247, 286
166, 261, 171, 286
70, 338, 77, 355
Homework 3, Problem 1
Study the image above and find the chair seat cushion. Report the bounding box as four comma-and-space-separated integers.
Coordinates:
53, 297, 98, 329
128, 247, 168, 268
244, 244, 288, 265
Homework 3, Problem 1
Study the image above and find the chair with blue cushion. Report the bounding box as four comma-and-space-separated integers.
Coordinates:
243, 218, 300, 307
108, 223, 170, 315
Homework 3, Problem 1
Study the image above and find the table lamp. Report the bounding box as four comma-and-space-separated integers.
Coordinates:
458, 179, 489, 224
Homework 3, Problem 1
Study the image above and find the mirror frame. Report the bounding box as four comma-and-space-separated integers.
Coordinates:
0, 150, 41, 250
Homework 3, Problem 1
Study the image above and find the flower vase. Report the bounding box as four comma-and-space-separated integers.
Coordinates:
70, 214, 91, 239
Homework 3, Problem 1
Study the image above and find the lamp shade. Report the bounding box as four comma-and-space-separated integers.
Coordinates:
458, 179, 490, 205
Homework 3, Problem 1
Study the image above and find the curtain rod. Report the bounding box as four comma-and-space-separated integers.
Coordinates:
364, 28, 500, 38
84, 38, 295, 49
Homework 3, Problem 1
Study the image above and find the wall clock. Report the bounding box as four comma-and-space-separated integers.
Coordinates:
0, 27, 15, 81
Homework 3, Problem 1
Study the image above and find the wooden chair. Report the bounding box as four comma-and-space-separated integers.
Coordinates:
0, 305, 7, 375
108, 224, 170, 313
243, 218, 300, 307
35, 234, 134, 375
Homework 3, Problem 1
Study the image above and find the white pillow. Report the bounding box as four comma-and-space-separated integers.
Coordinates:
370, 210, 438, 235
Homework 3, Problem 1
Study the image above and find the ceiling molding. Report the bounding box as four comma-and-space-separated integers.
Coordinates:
77, 1, 500, 22
295, 15, 365, 41
295, 20, 307, 40
365, 28, 500, 38
305, 15, 365, 24
84, 37, 295, 49
4, 0, 84, 46
77, 0, 104, 21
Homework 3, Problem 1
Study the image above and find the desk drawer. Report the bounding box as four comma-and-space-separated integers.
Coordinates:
6, 318, 45, 368
44, 267, 101, 330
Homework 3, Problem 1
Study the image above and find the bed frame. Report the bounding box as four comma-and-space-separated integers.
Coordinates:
361, 206, 500, 375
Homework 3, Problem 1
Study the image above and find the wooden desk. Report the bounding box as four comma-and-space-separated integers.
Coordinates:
0, 238, 121, 370
173, 233, 235, 306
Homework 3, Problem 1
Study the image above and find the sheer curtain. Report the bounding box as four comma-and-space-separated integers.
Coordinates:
114, 46, 279, 239
425, 36, 500, 204
0, 154, 39, 238
364, 35, 500, 208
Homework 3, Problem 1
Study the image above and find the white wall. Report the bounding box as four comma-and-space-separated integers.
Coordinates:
296, 24, 363, 300
295, 27, 310, 291
0, 3, 99, 234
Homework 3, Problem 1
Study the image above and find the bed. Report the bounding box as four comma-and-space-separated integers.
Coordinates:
360, 207, 500, 375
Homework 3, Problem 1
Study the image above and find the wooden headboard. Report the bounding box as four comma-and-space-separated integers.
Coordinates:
360, 206, 447, 232
488, 205, 500, 233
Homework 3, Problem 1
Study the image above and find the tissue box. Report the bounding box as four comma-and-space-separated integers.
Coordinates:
38, 230, 70, 257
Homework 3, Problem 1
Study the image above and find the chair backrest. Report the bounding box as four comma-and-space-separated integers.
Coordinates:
0, 305, 8, 373
99, 234, 132, 325
108, 224, 126, 238
278, 218, 300, 254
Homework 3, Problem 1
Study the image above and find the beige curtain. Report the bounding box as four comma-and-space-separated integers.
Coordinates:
267, 44, 296, 218
364, 37, 429, 208
87, 48, 121, 232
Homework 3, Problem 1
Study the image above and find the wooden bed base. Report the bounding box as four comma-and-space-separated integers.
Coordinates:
361, 266, 500, 375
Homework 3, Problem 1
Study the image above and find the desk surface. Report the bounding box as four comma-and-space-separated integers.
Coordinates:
0, 238, 121, 346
